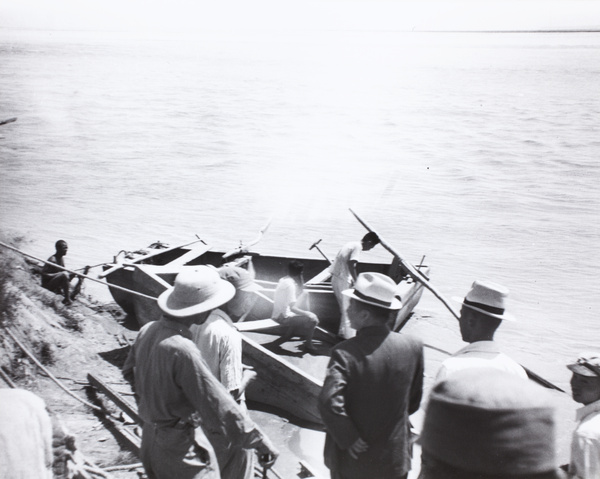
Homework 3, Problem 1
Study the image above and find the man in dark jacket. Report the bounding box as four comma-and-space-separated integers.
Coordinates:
318, 272, 424, 479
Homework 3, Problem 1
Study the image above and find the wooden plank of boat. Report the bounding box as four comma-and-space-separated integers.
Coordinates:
235, 319, 280, 332
242, 333, 324, 426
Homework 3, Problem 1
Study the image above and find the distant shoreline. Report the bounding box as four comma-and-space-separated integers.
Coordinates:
1, 26, 599, 34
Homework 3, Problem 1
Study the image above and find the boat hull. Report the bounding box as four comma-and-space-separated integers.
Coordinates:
101, 241, 428, 424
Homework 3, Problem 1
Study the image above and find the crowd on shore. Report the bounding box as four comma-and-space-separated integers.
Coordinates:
1, 237, 599, 479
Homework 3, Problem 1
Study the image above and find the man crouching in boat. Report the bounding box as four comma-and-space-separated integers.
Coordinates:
190, 265, 261, 479
269, 260, 319, 354
319, 272, 424, 479
41, 240, 75, 305
123, 267, 278, 479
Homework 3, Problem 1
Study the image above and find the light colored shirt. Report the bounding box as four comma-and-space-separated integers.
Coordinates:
271, 276, 298, 320
0, 389, 53, 479
435, 341, 528, 383
330, 241, 362, 281
190, 309, 243, 394
122, 318, 263, 450
570, 399, 600, 479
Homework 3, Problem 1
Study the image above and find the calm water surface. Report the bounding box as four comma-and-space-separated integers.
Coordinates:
1, 28, 598, 447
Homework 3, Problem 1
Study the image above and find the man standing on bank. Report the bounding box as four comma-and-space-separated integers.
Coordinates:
123, 267, 278, 479
190, 265, 261, 479
330, 232, 380, 339
319, 272, 424, 479
434, 280, 527, 383
41, 240, 75, 305
567, 352, 600, 479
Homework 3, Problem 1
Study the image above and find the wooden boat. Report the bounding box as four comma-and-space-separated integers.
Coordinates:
100, 238, 429, 425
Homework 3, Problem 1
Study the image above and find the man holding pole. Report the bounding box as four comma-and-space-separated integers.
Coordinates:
330, 232, 380, 339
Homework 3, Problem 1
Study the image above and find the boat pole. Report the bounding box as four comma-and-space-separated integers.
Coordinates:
347, 209, 565, 392
309, 239, 332, 264
0, 117, 17, 126
348, 208, 459, 320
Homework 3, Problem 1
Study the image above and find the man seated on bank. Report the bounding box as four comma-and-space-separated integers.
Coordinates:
269, 260, 319, 354
41, 240, 76, 305
419, 368, 567, 479
566, 352, 600, 479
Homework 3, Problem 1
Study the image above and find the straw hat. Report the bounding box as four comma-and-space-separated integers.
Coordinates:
452, 280, 515, 321
567, 352, 600, 377
342, 272, 402, 310
157, 266, 235, 317
421, 368, 559, 476
218, 265, 262, 293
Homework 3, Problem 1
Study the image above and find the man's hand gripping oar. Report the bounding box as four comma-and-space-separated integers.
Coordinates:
348, 208, 564, 392
349, 208, 459, 320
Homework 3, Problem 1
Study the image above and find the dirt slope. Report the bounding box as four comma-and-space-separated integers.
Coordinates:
0, 242, 141, 478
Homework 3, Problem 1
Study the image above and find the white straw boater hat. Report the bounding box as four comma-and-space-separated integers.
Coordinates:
453, 280, 515, 321
157, 266, 235, 317
343, 272, 402, 310
567, 352, 600, 377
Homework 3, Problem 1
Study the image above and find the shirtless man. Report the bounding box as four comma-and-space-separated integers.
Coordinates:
41, 240, 75, 304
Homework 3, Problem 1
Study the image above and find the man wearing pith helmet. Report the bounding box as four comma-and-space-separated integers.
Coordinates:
318, 272, 424, 479
122, 266, 278, 479
567, 352, 600, 478
418, 368, 567, 479
434, 280, 527, 383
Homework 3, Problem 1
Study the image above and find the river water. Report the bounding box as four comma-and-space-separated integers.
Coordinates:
1, 26, 599, 473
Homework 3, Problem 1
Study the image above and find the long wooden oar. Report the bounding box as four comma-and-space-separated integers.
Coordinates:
222, 217, 273, 260
349, 208, 460, 320
0, 117, 17, 126
348, 209, 565, 392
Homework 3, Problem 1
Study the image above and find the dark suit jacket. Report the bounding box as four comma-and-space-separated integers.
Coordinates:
318, 324, 424, 478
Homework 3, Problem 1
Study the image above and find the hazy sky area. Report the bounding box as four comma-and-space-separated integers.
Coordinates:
1, 0, 599, 32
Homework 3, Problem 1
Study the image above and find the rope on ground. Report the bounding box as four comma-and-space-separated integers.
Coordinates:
0, 366, 17, 388
2, 326, 104, 412
0, 240, 157, 301
102, 462, 143, 472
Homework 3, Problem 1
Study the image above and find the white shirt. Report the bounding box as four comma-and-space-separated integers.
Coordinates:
570, 399, 600, 479
0, 389, 53, 479
271, 276, 298, 320
435, 341, 528, 383
190, 309, 243, 393
330, 241, 362, 281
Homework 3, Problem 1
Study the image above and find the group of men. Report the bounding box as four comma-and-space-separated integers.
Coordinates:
40, 238, 599, 479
